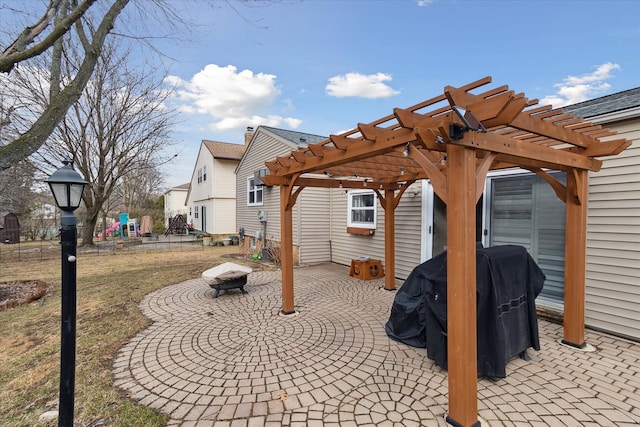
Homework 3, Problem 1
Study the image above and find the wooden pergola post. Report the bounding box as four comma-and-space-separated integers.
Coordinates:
383, 188, 396, 290
280, 184, 295, 315
445, 143, 480, 427
562, 168, 589, 347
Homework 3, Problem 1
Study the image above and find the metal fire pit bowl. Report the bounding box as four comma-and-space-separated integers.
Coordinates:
201, 262, 253, 298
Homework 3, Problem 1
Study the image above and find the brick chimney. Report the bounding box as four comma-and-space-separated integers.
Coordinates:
244, 126, 254, 146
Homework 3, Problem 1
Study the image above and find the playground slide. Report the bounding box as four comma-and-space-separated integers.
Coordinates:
98, 221, 120, 238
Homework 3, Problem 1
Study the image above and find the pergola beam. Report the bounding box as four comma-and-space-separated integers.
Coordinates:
273, 128, 416, 176
452, 131, 603, 171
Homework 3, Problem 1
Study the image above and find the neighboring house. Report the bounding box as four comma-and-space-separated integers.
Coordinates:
241, 88, 640, 341
163, 183, 189, 227
186, 140, 245, 236
235, 126, 329, 264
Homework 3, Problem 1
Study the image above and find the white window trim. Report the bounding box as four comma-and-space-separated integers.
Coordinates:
347, 190, 377, 229
247, 176, 264, 206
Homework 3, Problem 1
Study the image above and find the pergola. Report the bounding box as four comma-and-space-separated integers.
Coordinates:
260, 77, 631, 427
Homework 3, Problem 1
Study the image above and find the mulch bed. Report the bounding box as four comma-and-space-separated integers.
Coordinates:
0, 280, 48, 311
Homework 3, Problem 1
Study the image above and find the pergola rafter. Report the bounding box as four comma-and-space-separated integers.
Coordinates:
261, 77, 632, 427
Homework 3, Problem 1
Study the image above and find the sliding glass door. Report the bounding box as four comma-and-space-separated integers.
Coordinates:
486, 171, 566, 306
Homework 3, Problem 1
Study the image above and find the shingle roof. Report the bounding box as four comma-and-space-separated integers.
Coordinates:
260, 126, 327, 147
203, 140, 245, 160
563, 87, 640, 119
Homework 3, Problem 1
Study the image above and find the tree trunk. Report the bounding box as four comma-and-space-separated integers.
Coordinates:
101, 209, 107, 241
81, 204, 100, 246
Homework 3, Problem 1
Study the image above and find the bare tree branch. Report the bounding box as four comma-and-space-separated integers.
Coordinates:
0, 0, 98, 73
0, 0, 129, 171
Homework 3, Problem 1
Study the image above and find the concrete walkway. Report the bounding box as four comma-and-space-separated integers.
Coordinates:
113, 264, 640, 426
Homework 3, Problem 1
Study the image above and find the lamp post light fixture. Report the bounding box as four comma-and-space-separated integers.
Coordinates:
46, 161, 87, 427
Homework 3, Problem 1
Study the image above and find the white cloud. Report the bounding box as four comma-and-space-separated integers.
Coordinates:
325, 72, 400, 99
541, 62, 620, 108
164, 64, 302, 132
417, 0, 434, 6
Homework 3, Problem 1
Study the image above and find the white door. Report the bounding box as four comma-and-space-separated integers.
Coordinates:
421, 180, 485, 262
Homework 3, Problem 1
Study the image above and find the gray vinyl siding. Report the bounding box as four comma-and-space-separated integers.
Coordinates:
298, 187, 331, 264
329, 188, 386, 269
393, 184, 424, 279
236, 130, 298, 245
327, 186, 422, 280
586, 119, 640, 340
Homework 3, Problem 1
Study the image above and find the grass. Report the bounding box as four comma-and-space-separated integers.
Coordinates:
0, 245, 275, 426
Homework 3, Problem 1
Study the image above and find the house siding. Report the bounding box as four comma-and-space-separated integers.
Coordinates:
164, 188, 188, 227
236, 130, 301, 251
187, 141, 241, 235
298, 187, 331, 264
327, 184, 423, 280
393, 183, 424, 278
209, 198, 236, 235
212, 159, 239, 198
329, 188, 385, 269
586, 119, 640, 340
190, 149, 212, 206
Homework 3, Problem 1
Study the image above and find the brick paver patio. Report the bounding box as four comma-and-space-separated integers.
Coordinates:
113, 264, 640, 426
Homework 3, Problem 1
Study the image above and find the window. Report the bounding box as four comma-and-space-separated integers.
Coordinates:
194, 205, 199, 219
247, 176, 263, 206
203, 165, 207, 182
197, 168, 202, 184
348, 190, 377, 229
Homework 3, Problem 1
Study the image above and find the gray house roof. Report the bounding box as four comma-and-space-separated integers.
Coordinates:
563, 87, 640, 119
261, 126, 327, 147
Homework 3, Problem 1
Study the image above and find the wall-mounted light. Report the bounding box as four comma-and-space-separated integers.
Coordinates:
339, 180, 343, 188
400, 167, 405, 175
402, 142, 410, 157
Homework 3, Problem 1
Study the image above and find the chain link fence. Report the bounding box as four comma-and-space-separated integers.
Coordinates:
0, 232, 206, 262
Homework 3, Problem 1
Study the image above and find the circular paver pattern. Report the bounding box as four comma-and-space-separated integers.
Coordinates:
335, 363, 447, 427
114, 265, 640, 427
113, 268, 449, 425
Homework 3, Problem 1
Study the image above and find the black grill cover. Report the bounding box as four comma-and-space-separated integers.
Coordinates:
385, 245, 546, 378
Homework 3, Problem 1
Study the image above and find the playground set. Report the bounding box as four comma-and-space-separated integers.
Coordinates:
98, 213, 147, 239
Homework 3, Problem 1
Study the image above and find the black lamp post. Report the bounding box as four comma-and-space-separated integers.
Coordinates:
46, 161, 87, 427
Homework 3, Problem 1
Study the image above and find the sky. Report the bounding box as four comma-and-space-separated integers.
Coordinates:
4, 0, 640, 189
